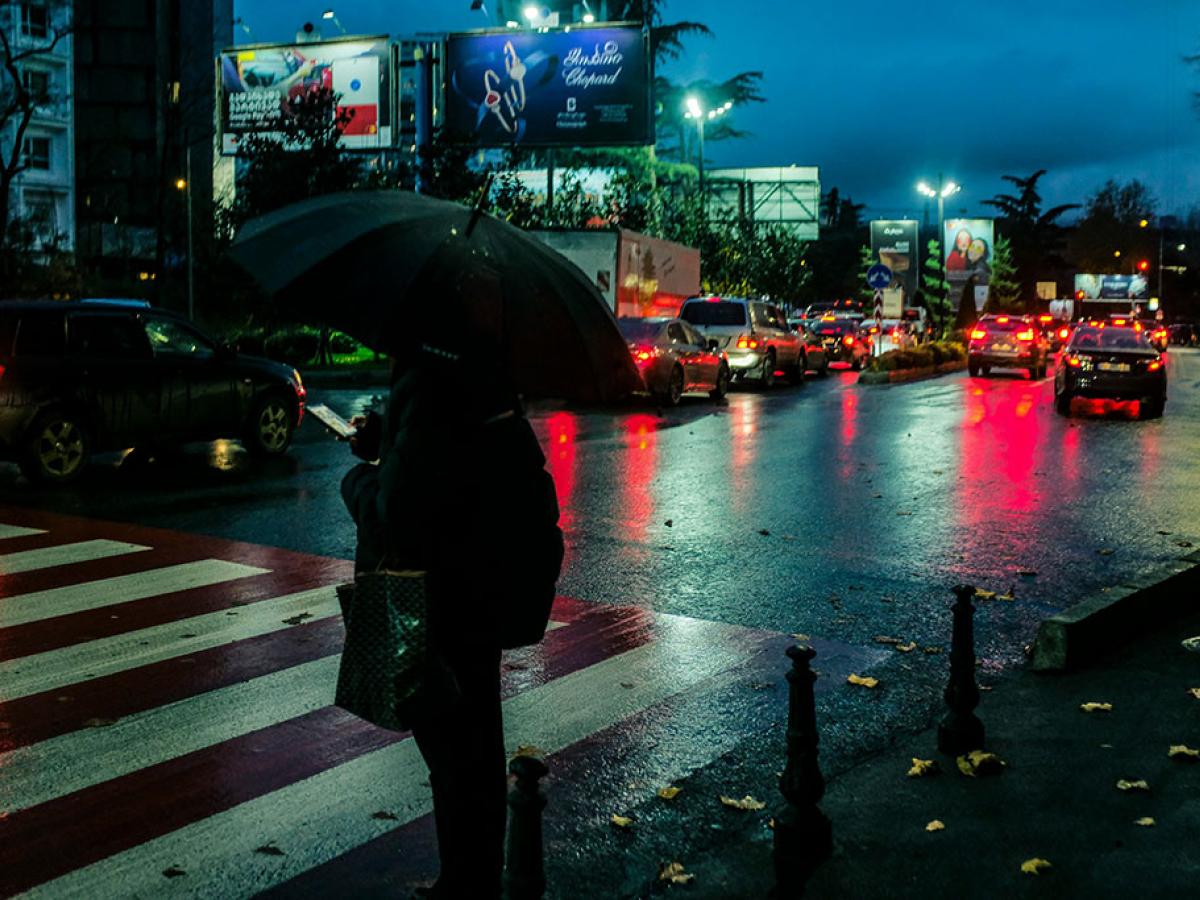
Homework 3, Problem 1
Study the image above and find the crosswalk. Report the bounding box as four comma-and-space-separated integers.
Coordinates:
0, 505, 879, 897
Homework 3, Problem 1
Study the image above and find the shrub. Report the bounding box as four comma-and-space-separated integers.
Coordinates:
329, 331, 360, 354
263, 327, 322, 365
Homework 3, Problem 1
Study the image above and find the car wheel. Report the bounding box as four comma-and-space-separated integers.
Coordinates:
1054, 391, 1072, 416
790, 353, 807, 384
759, 352, 777, 390
1139, 396, 1165, 420
968, 361, 980, 377
710, 364, 730, 400
20, 409, 90, 484
244, 394, 295, 456
661, 365, 685, 406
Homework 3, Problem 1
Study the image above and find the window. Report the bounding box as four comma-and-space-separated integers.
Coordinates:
667, 323, 687, 343
22, 192, 58, 239
23, 69, 51, 102
22, 136, 50, 170
681, 301, 747, 327
68, 314, 152, 359
14, 312, 66, 357
143, 317, 215, 360
20, 2, 50, 39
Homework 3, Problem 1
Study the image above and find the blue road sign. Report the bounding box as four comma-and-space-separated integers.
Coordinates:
867, 264, 893, 290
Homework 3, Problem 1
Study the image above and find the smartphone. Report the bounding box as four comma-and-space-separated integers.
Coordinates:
306, 404, 356, 439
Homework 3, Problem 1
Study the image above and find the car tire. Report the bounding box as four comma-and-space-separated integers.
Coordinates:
1054, 391, 1073, 416
1139, 396, 1165, 420
661, 365, 685, 406
20, 408, 91, 485
710, 364, 730, 400
968, 361, 980, 377
244, 393, 296, 457
759, 352, 777, 390
790, 353, 807, 384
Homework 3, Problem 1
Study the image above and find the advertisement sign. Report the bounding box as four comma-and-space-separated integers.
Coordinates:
943, 219, 995, 293
443, 25, 652, 147
1074, 274, 1150, 301
219, 37, 393, 154
869, 220, 920, 302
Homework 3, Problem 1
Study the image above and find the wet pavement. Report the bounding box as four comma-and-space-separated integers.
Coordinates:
2, 349, 1199, 895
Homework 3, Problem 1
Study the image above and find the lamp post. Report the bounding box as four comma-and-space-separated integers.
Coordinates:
321, 9, 347, 34
917, 174, 961, 328
176, 146, 194, 321
684, 96, 731, 205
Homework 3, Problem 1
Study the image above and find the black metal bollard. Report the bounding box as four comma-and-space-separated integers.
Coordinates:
772, 644, 833, 897
938, 584, 985, 755
505, 754, 549, 900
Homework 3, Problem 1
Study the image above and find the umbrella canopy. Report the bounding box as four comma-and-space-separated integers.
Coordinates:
226, 190, 641, 404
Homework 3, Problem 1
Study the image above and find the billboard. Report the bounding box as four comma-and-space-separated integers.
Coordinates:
219, 37, 393, 155
1074, 274, 1150, 301
443, 25, 652, 147
869, 220, 919, 301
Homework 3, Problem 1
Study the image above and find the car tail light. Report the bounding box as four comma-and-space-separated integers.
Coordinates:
1112, 318, 1127, 326
843, 335, 855, 346
1148, 360, 1162, 372
736, 335, 759, 350
970, 329, 986, 340
1058, 327, 1069, 340
996, 316, 1010, 324
1066, 356, 1082, 367
1038, 315, 1053, 323
634, 346, 657, 363
1017, 329, 1035, 341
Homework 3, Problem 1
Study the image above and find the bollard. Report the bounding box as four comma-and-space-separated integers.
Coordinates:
505, 754, 549, 900
938, 584, 985, 755
772, 644, 833, 897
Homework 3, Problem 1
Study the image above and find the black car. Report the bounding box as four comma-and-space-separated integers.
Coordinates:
0, 300, 306, 483
1054, 323, 1166, 419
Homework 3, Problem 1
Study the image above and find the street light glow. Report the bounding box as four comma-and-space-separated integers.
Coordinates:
523, 5, 540, 21
582, 12, 595, 22
686, 96, 702, 119
1139, 218, 1149, 228
322, 9, 335, 18
942, 181, 960, 198
1178, 243, 1187, 251
917, 182, 935, 197
175, 178, 187, 191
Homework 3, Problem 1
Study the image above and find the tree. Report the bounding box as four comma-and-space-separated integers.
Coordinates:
1068, 179, 1157, 273
922, 239, 951, 335
0, 1, 71, 247
986, 235, 1021, 312
982, 170, 1077, 297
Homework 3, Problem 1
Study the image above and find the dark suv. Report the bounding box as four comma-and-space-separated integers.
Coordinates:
0, 300, 306, 483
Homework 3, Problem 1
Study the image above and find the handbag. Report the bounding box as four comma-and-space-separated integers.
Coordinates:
334, 569, 430, 731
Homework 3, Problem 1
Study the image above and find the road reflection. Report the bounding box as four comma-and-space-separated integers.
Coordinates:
728, 395, 760, 512
620, 414, 659, 548
957, 379, 1046, 518
545, 412, 578, 537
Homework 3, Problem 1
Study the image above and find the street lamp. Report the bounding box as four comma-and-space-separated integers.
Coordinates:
684, 96, 727, 201
322, 9, 347, 34
916, 174, 961, 327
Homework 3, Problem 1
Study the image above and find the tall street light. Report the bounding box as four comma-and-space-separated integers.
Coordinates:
683, 96, 730, 202
917, 175, 961, 326
322, 9, 347, 34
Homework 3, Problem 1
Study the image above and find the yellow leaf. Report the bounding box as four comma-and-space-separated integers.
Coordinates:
658, 862, 694, 885
974, 589, 996, 600
720, 794, 767, 811
1116, 779, 1150, 792
896, 641, 918, 653
1134, 817, 1156, 827
610, 814, 634, 828
925, 819, 945, 832
956, 750, 1006, 777
512, 745, 545, 759
907, 758, 940, 778
1188, 688, 1200, 700
847, 674, 879, 689
1020, 858, 1052, 875
995, 593, 1015, 602
657, 786, 682, 801
791, 633, 810, 642
873, 636, 902, 645
1168, 744, 1200, 761
922, 646, 943, 655
1080, 702, 1113, 713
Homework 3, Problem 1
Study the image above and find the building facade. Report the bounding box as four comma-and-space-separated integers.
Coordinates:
2, 0, 75, 252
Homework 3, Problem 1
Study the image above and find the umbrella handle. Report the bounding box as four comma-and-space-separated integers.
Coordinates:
466, 173, 495, 237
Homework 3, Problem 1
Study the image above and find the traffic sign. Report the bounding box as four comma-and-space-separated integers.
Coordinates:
867, 264, 893, 290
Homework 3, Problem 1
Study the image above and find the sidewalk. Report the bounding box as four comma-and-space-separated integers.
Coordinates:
699, 607, 1200, 898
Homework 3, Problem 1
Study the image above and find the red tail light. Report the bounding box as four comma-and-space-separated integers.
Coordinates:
996, 316, 1010, 324
1112, 318, 1127, 326
843, 335, 855, 346
1058, 327, 1069, 340
736, 335, 759, 350
1148, 360, 1162, 372
970, 329, 986, 340
1066, 356, 1082, 367
1038, 315, 1053, 323
1017, 329, 1035, 341
634, 346, 657, 364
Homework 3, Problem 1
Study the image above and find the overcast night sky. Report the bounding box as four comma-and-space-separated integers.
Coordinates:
234, 0, 1200, 221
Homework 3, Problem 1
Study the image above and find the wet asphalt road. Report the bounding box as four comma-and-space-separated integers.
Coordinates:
4, 349, 1199, 894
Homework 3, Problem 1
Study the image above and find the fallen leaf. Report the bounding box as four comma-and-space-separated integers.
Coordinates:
1116, 779, 1150, 792
1176, 540, 1194, 548
1080, 702, 1113, 713
873, 635, 902, 645
1188, 688, 1200, 700
512, 745, 546, 759
658, 862, 694, 885
995, 593, 1015, 602
1168, 744, 1200, 761
1097, 548, 1115, 556
720, 795, 767, 811
907, 758, 940, 778
255, 844, 285, 856
922, 646, 943, 655
974, 589, 996, 600
925, 819, 945, 832
956, 751, 1006, 777
1020, 858, 1052, 875
610, 814, 634, 828
657, 786, 682, 801
895, 642, 918, 653
791, 633, 810, 642
1134, 817, 1156, 827
620, 682, 635, 689
896, 510, 913, 517
1183, 637, 1200, 653
1156, 530, 1172, 535
872, 493, 883, 499
163, 866, 186, 879
281, 612, 313, 626
371, 811, 399, 821
847, 674, 879, 689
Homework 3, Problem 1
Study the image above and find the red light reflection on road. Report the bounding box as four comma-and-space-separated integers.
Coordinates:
957, 382, 1044, 520
545, 412, 577, 535
729, 397, 759, 510
840, 389, 858, 446
620, 414, 659, 544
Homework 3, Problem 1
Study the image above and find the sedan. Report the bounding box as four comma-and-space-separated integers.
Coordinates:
1055, 323, 1166, 419
617, 317, 730, 405
968, 314, 1049, 378
808, 317, 871, 370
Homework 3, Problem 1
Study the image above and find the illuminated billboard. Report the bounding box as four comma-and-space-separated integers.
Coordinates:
1074, 274, 1150, 301
443, 25, 652, 147
869, 220, 920, 301
219, 37, 393, 155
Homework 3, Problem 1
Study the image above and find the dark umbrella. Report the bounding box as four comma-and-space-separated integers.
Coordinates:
226, 190, 641, 404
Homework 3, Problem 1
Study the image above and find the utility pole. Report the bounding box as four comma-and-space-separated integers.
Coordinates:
185, 141, 195, 321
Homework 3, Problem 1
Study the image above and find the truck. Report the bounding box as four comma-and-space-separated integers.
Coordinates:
529, 228, 701, 319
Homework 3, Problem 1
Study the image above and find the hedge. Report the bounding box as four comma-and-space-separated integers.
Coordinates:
868, 341, 966, 372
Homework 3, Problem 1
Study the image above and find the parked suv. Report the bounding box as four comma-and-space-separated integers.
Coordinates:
967, 314, 1050, 379
679, 296, 804, 387
0, 300, 306, 483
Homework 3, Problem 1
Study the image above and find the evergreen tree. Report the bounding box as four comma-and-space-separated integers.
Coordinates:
857, 245, 876, 304
987, 235, 1021, 311
922, 239, 951, 334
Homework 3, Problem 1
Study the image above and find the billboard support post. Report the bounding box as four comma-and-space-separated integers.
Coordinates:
414, 43, 434, 195
546, 148, 555, 216
185, 142, 194, 321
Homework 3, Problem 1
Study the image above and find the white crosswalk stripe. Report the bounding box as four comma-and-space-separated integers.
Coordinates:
0, 523, 47, 540
0, 539, 150, 575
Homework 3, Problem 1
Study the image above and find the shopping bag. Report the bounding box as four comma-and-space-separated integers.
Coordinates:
334, 570, 428, 731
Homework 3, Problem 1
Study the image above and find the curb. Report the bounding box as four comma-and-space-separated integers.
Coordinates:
1030, 549, 1200, 671
857, 360, 967, 386
300, 367, 391, 390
